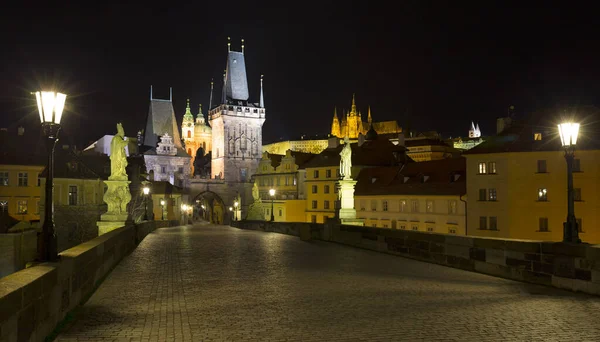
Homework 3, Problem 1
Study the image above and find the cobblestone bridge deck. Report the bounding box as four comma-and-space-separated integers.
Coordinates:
57, 224, 600, 341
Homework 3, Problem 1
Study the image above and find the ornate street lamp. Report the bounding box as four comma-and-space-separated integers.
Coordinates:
558, 122, 581, 243
35, 91, 67, 262
142, 186, 150, 221
269, 188, 276, 222
234, 201, 239, 221
160, 199, 166, 221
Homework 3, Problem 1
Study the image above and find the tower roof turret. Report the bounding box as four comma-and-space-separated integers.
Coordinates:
196, 104, 206, 125
183, 99, 194, 121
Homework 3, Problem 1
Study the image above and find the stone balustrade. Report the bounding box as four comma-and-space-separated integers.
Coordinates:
0, 220, 174, 342
233, 220, 600, 296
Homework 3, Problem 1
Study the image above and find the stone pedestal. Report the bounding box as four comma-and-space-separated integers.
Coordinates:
246, 202, 265, 221
337, 179, 364, 226
97, 180, 132, 235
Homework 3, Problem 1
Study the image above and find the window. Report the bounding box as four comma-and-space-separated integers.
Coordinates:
574, 188, 582, 201
324, 201, 330, 209
400, 200, 407, 212
488, 162, 497, 174
479, 189, 487, 201
313, 170, 319, 178
0, 171, 8, 186
371, 200, 377, 211
17, 200, 27, 214
293, 177, 297, 186
448, 227, 457, 234
0, 201, 7, 212
279, 209, 282, 217
423, 200, 432, 213
312, 185, 318, 194
324, 185, 330, 194
411, 224, 419, 231
382, 200, 388, 212
311, 215, 317, 223
312, 200, 317, 209
479, 216, 487, 230
360, 200, 366, 211
538, 188, 548, 201
478, 162, 487, 174
488, 188, 497, 201
573, 159, 581, 172
539, 217, 549, 232
161, 166, 166, 174
489, 217, 497, 230
285, 177, 289, 186
383, 223, 389, 228
37, 175, 41, 187
537, 160, 547, 173
240, 168, 247, 182
36, 200, 40, 214
68, 185, 78, 205
411, 200, 419, 212
187, 130, 191, 138
400, 224, 406, 230
178, 167, 184, 174
448, 200, 457, 214
534, 132, 542, 141
334, 186, 338, 193
276, 177, 280, 186
577, 218, 583, 232
18, 172, 28, 187
427, 227, 434, 232
326, 169, 332, 178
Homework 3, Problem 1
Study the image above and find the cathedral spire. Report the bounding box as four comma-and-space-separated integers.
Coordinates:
260, 74, 264, 108
368, 106, 372, 124
209, 79, 214, 110
183, 98, 193, 119
331, 106, 341, 137
350, 93, 357, 116
241, 38, 245, 54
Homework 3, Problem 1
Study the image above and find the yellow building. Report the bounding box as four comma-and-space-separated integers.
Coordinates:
181, 99, 212, 174
262, 138, 329, 155
464, 118, 600, 243
0, 163, 45, 222
354, 158, 467, 234
150, 181, 184, 221
302, 135, 410, 223
330, 94, 402, 139
253, 150, 316, 222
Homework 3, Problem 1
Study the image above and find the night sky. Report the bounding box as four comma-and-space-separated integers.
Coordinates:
2, 3, 599, 146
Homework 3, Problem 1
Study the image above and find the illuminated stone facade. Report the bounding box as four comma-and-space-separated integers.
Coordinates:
330, 94, 402, 139
181, 99, 212, 173
263, 139, 328, 155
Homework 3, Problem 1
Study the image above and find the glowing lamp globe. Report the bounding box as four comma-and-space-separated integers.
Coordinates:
143, 187, 150, 195
557, 123, 580, 147
35, 91, 67, 124
269, 189, 276, 197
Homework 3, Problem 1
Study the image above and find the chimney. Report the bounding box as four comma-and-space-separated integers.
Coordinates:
327, 136, 340, 149
17, 127, 24, 136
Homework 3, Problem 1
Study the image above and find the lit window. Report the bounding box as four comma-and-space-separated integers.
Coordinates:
488, 162, 497, 174
538, 188, 548, 201
293, 177, 297, 186
488, 188, 497, 201
382, 200, 388, 212
574, 188, 582, 201
479, 189, 487, 201
489, 217, 497, 230
534, 133, 542, 141
312, 185, 318, 194
68, 185, 78, 205
426, 200, 434, 213
537, 160, 547, 173
448, 200, 457, 214
539, 217, 549, 232
0, 201, 7, 212
478, 162, 487, 174
17, 200, 27, 214
18, 172, 28, 187
448, 228, 457, 234
479, 216, 487, 230
0, 171, 8, 186
400, 200, 407, 212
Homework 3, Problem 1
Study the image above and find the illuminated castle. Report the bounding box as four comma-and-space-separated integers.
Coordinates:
330, 94, 402, 139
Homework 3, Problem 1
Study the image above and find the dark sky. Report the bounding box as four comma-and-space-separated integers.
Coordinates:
2, 2, 599, 146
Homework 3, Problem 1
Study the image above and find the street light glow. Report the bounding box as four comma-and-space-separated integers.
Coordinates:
558, 122, 580, 147
143, 187, 150, 195
36, 91, 67, 124
160, 199, 165, 206
269, 188, 275, 197
234, 201, 239, 208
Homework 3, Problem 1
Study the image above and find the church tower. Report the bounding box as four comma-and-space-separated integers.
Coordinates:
331, 107, 341, 137
182, 99, 195, 149
346, 93, 360, 139
208, 38, 265, 181
194, 104, 212, 156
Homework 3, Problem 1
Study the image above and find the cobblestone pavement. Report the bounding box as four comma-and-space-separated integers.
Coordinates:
57, 223, 600, 341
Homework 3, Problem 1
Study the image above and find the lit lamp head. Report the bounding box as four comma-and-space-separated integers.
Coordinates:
558, 122, 580, 148
160, 199, 165, 206
35, 91, 67, 125
201, 204, 205, 209
269, 189, 276, 197
143, 187, 150, 195
181, 204, 187, 211
229, 207, 233, 211
234, 201, 239, 208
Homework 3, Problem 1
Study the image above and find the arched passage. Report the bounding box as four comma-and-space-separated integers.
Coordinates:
192, 191, 227, 225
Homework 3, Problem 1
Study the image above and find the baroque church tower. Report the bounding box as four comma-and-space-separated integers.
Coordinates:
208, 38, 265, 181
182, 99, 195, 151
330, 107, 340, 137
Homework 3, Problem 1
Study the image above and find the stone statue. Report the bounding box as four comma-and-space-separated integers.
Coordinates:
339, 136, 352, 180
252, 181, 261, 202
110, 123, 129, 181
246, 180, 265, 221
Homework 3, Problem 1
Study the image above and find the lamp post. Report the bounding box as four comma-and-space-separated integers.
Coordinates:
269, 188, 275, 222
234, 201, 239, 221
160, 199, 165, 221
558, 122, 581, 243
229, 206, 233, 223
35, 91, 67, 262
143, 186, 150, 221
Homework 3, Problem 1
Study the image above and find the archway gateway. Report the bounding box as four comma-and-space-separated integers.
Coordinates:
192, 191, 226, 224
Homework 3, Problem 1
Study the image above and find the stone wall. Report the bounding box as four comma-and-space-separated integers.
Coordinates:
0, 229, 37, 278
0, 220, 175, 342
234, 220, 600, 296
54, 204, 106, 252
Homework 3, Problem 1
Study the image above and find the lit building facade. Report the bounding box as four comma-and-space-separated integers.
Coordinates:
262, 139, 328, 155
330, 94, 402, 139
181, 99, 212, 174
0, 164, 44, 222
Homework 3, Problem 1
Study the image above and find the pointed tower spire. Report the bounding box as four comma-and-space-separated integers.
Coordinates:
350, 93, 357, 116
150, 85, 153, 100
196, 104, 206, 125
227, 36, 231, 52
221, 69, 227, 104
331, 106, 341, 137
368, 106, 372, 124
184, 99, 193, 118
260, 74, 264, 108
241, 38, 245, 54
209, 79, 214, 110
170, 87, 173, 102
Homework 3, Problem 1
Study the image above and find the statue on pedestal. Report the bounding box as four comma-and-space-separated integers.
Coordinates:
340, 136, 352, 180
109, 123, 128, 181
245, 181, 265, 221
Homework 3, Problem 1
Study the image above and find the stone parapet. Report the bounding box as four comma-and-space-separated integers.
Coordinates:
234, 220, 600, 296
0, 220, 175, 342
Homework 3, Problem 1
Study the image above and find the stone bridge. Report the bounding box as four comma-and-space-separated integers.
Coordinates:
3, 222, 600, 341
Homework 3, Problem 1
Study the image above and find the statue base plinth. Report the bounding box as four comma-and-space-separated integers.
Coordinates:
97, 221, 127, 235
245, 202, 266, 221
98, 180, 132, 236
340, 218, 365, 226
